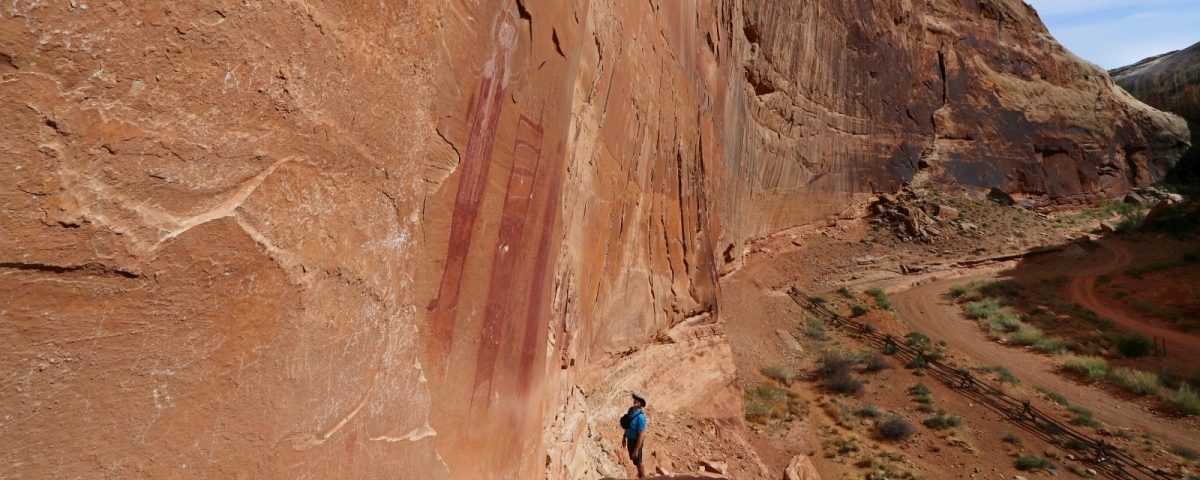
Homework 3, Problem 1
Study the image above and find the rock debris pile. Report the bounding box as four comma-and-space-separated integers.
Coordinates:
869, 189, 967, 244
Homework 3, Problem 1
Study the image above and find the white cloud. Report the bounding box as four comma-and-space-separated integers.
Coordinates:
1023, 0, 1200, 69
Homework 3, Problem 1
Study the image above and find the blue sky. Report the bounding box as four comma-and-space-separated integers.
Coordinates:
1023, 0, 1200, 69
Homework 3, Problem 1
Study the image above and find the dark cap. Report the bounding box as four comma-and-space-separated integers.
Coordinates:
632, 393, 647, 406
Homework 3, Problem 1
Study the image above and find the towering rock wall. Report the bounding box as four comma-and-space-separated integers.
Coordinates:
1111, 41, 1200, 181
0, 1, 1188, 480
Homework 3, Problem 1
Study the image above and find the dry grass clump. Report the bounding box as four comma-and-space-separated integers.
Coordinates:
762, 363, 795, 385
1062, 355, 1107, 381
863, 351, 892, 373
1109, 367, 1159, 395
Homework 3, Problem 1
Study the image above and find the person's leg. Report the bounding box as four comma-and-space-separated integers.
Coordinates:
635, 443, 644, 478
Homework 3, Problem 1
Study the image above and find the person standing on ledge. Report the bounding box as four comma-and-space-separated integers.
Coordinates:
621, 393, 648, 478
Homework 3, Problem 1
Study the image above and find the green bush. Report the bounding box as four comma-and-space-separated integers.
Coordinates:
850, 305, 869, 317
1002, 432, 1023, 446
837, 287, 855, 299
810, 296, 828, 304
996, 367, 1020, 385
1009, 325, 1045, 345
1062, 355, 1107, 381
1069, 412, 1102, 428
948, 284, 968, 297
762, 364, 795, 385
1015, 455, 1056, 472
1117, 333, 1155, 358
857, 403, 882, 418
908, 383, 931, 396
866, 287, 892, 310
964, 299, 1001, 319
985, 310, 1022, 332
1169, 444, 1199, 460
1109, 367, 1160, 395
922, 413, 961, 430
1032, 337, 1067, 354
1160, 385, 1200, 415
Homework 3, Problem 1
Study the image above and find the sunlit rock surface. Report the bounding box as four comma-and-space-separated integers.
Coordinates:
1111, 41, 1200, 181
0, 0, 1188, 478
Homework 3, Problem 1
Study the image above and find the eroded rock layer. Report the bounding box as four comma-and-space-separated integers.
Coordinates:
0, 0, 1189, 478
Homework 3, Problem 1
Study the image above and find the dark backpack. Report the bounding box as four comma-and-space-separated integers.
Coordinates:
620, 409, 643, 430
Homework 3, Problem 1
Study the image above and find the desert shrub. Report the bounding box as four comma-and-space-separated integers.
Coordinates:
986, 310, 1022, 332
995, 367, 1020, 385
818, 351, 855, 378
1009, 325, 1046, 345
1160, 385, 1200, 415
1170, 445, 1199, 460
762, 364, 795, 385
866, 287, 892, 310
1075, 412, 1099, 427
810, 296, 828, 304
1110, 367, 1160, 395
1002, 432, 1023, 446
745, 396, 772, 418
922, 412, 961, 430
1015, 455, 1056, 472
1035, 386, 1070, 406
877, 416, 916, 440
917, 403, 936, 413
1032, 337, 1067, 354
863, 352, 892, 373
857, 403, 882, 418
750, 382, 787, 402
1062, 355, 1107, 381
908, 383, 931, 396
948, 284, 968, 297
745, 382, 788, 420
964, 299, 1001, 319
819, 351, 864, 395
804, 318, 827, 340
905, 356, 928, 369
825, 372, 865, 395
850, 305, 869, 317
1117, 333, 1154, 358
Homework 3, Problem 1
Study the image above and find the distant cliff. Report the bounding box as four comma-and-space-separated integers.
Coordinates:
1111, 41, 1200, 181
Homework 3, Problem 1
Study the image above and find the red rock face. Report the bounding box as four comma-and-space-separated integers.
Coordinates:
0, 1, 1189, 479
1111, 41, 1200, 180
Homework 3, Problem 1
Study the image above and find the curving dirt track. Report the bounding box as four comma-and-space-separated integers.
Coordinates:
1069, 241, 1200, 354
891, 271, 1200, 444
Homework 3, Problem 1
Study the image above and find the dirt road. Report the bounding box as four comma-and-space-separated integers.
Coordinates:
1069, 241, 1200, 354
891, 272, 1199, 444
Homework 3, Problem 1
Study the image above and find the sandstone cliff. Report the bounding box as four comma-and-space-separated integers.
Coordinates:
1111, 41, 1200, 181
0, 0, 1189, 479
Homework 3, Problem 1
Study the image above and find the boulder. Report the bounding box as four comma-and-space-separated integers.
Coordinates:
701, 459, 728, 475
1125, 192, 1148, 205
783, 455, 821, 480
988, 187, 1016, 206
934, 204, 960, 220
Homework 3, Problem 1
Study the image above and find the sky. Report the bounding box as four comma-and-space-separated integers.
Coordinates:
1022, 0, 1200, 70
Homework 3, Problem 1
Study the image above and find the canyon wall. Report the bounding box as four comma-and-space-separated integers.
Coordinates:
0, 0, 1189, 479
1111, 41, 1200, 181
